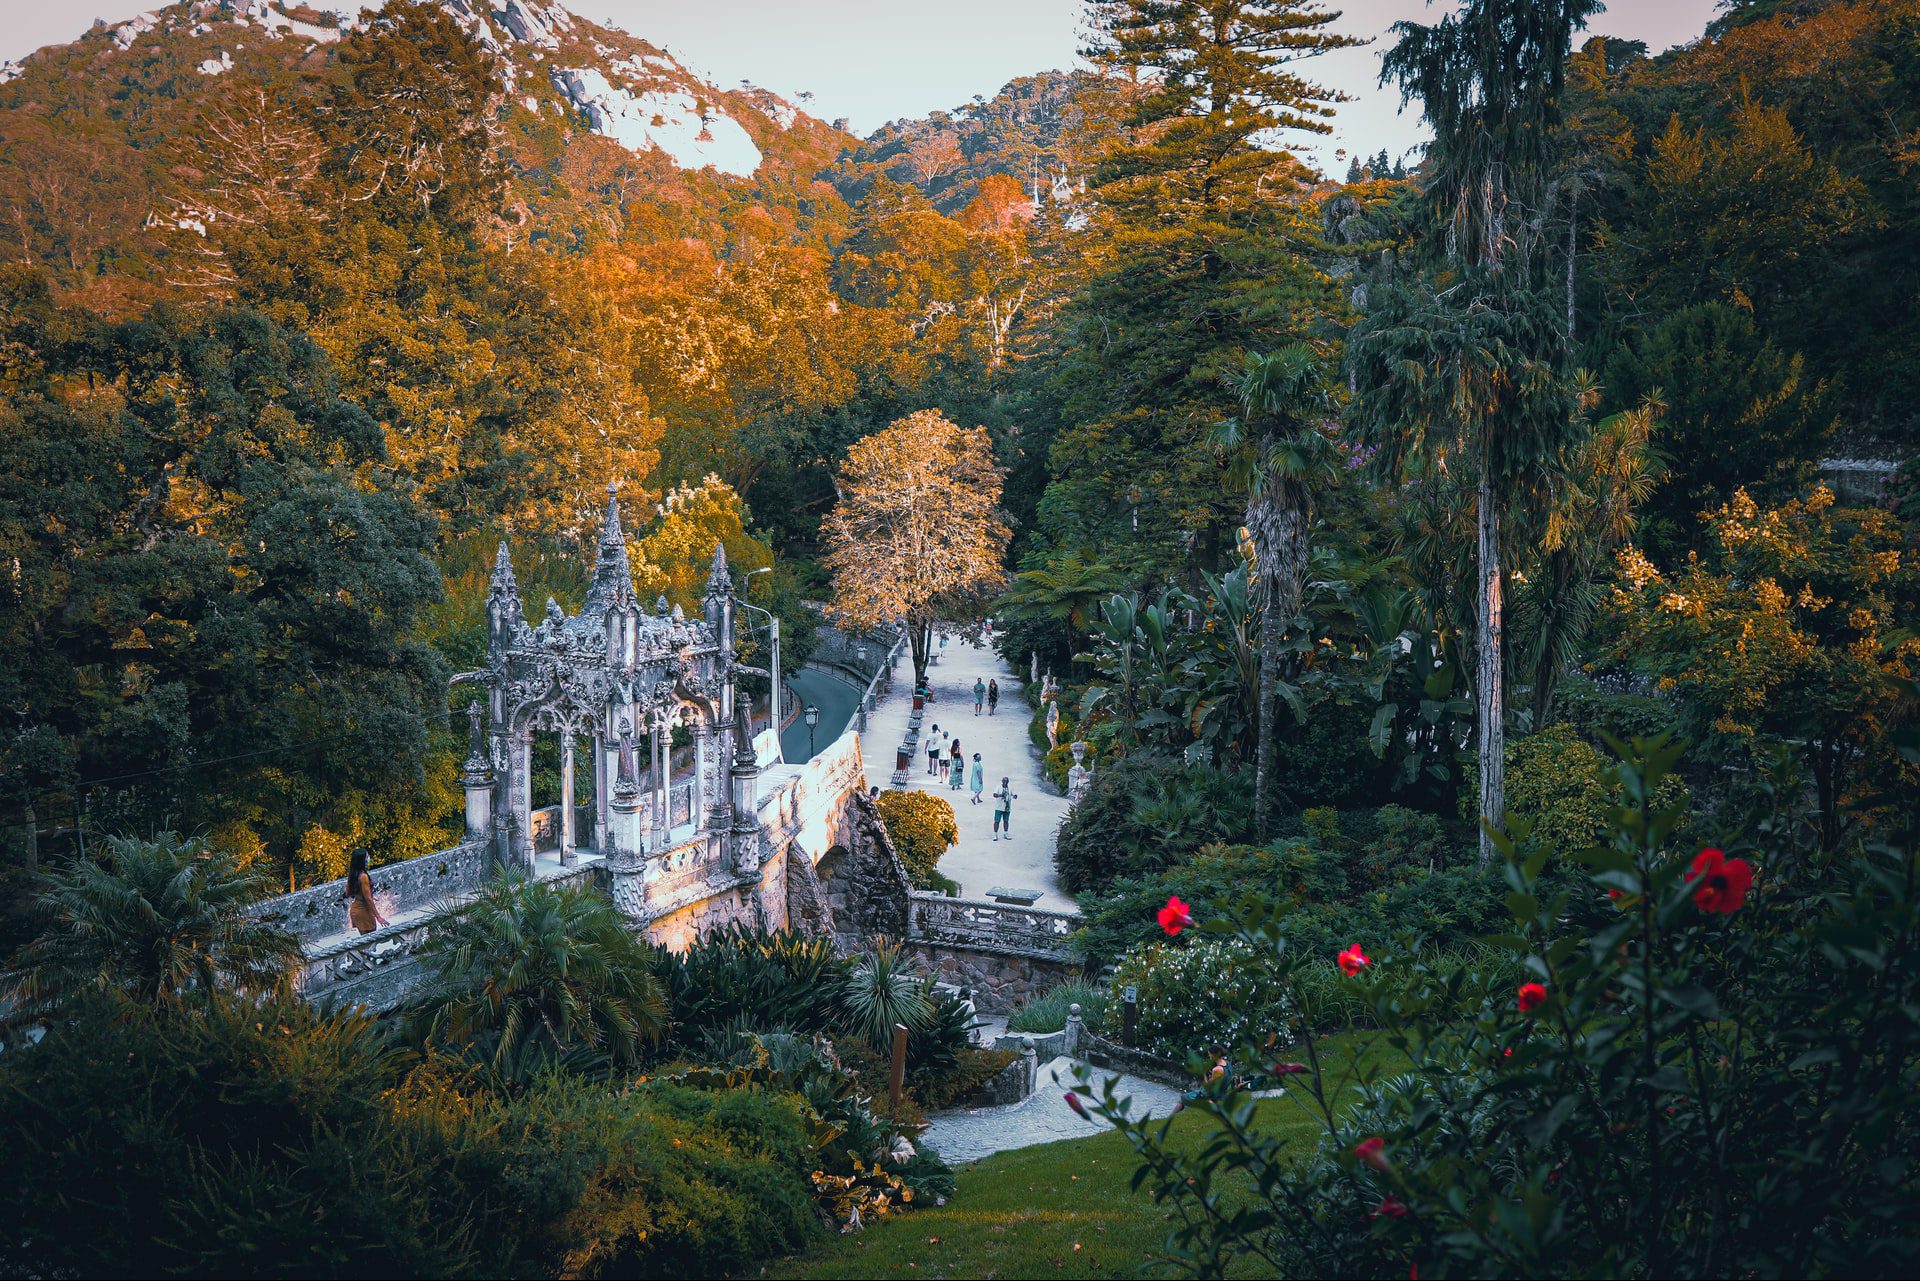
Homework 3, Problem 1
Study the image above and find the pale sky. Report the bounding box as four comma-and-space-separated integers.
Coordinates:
1, 0, 1724, 175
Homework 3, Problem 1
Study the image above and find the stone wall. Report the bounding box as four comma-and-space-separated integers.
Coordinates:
907, 940, 1082, 1014
814, 788, 913, 952
259, 839, 489, 945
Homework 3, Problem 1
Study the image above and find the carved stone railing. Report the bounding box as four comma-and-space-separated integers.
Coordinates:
255, 839, 490, 946
759, 725, 866, 852
295, 856, 605, 1012
907, 891, 1080, 961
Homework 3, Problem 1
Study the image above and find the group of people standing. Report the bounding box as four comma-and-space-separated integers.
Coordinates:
923, 720, 1018, 840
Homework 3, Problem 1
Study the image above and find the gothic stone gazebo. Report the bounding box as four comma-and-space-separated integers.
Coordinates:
452, 488, 762, 917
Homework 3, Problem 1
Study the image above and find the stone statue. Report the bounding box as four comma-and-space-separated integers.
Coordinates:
1066, 740, 1093, 805
1042, 671, 1059, 702
1030, 651, 1039, 685
1045, 700, 1061, 751
464, 700, 486, 766
616, 715, 638, 789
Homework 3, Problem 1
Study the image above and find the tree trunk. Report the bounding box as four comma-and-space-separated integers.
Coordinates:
1476, 467, 1506, 865
1249, 476, 1310, 842
909, 618, 931, 689
1565, 191, 1578, 343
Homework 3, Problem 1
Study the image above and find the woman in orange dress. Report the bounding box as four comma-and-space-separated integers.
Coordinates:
344, 847, 388, 935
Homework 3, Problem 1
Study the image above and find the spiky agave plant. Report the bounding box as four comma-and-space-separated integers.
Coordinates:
837, 938, 935, 1050
411, 872, 666, 1081
3, 831, 302, 1018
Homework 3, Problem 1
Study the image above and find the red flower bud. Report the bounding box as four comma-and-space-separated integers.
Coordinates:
1064, 1091, 1089, 1120
1372, 1196, 1410, 1220
1517, 982, 1547, 1014
1271, 1062, 1310, 1076
1156, 894, 1194, 936
1354, 1136, 1391, 1172
1337, 943, 1371, 976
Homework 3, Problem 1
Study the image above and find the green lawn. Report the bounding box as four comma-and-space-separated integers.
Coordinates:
763, 1033, 1401, 1281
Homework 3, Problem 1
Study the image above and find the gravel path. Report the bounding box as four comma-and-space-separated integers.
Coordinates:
857, 629, 1070, 910
922, 1057, 1184, 1165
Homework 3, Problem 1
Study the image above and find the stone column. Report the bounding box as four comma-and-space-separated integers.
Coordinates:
591, 727, 608, 853
512, 726, 534, 870
559, 733, 576, 866
461, 700, 492, 840
607, 774, 645, 918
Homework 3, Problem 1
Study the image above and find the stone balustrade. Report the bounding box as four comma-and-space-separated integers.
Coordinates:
254, 839, 490, 945
907, 891, 1080, 960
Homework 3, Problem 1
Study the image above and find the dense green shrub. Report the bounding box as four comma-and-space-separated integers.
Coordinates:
411, 873, 667, 1082
1080, 738, 1920, 1279
465, 1074, 824, 1277
651, 923, 848, 1047
873, 789, 959, 888
0, 994, 474, 1277
1056, 757, 1257, 895
1270, 696, 1395, 811
1106, 935, 1296, 1060
1464, 722, 1690, 853
1009, 979, 1109, 1033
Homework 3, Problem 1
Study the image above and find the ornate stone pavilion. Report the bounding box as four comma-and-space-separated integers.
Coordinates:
452, 487, 762, 915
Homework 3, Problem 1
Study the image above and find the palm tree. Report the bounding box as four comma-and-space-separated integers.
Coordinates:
1213, 344, 1336, 838
410, 873, 667, 1080
1518, 394, 1660, 726
1361, 0, 1601, 862
3, 831, 302, 1018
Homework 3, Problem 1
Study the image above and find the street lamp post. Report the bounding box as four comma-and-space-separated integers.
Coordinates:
737, 567, 782, 765
804, 703, 820, 760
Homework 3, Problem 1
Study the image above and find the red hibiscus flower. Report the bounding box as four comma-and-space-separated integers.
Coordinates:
1157, 895, 1194, 936
1517, 982, 1547, 1014
1354, 1136, 1391, 1171
1686, 847, 1754, 914
1372, 1197, 1410, 1220
1337, 943, 1371, 976
1064, 1091, 1089, 1120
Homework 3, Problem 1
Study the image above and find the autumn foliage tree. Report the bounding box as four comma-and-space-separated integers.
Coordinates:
821, 411, 1010, 685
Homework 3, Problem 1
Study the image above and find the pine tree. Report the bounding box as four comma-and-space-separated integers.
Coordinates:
1035, 0, 1358, 586
1346, 156, 1363, 184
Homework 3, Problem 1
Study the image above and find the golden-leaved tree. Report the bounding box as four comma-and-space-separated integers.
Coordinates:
822, 411, 1010, 685
633, 475, 772, 613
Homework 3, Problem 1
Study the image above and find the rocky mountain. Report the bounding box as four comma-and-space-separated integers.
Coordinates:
0, 1, 854, 294
825, 70, 1101, 215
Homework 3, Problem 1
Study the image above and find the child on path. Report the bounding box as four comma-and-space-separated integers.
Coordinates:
926, 725, 942, 775
973, 678, 986, 715
992, 777, 1017, 841
986, 679, 999, 715
969, 753, 984, 804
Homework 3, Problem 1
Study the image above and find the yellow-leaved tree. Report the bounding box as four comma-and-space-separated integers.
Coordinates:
822, 411, 1010, 686
634, 475, 772, 613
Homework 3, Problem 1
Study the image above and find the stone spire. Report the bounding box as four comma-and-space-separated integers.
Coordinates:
703, 540, 731, 600
486, 540, 525, 655
583, 482, 637, 616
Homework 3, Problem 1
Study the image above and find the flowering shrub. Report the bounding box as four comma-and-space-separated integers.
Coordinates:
1076, 736, 1920, 1278
873, 790, 959, 889
1103, 935, 1295, 1059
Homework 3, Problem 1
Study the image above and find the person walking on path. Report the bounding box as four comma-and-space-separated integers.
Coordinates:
938, 729, 952, 781
973, 678, 986, 716
986, 679, 999, 716
949, 736, 964, 788
344, 847, 388, 935
992, 776, 1018, 841
969, 753, 985, 805
926, 725, 942, 776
